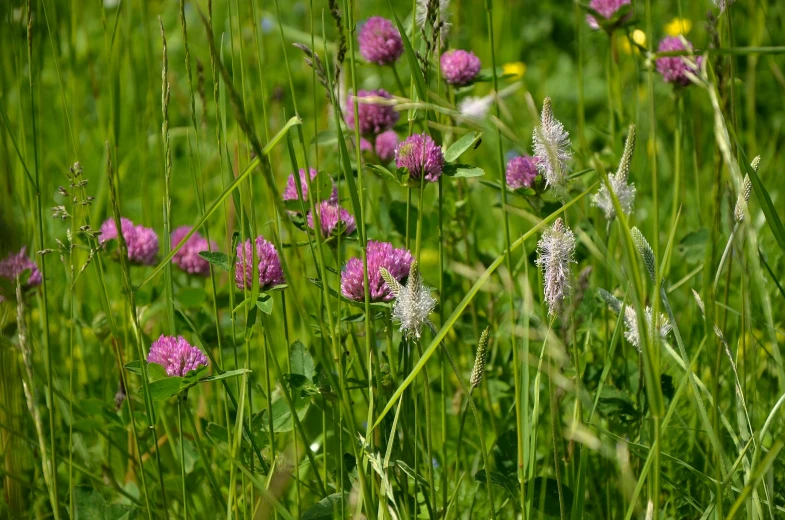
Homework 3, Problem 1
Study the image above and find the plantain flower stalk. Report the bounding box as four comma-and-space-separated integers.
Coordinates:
381, 261, 437, 340
536, 218, 577, 316
533, 97, 572, 196
470, 327, 490, 389
593, 124, 637, 220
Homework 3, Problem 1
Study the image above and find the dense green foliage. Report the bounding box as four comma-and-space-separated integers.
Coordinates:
1, 0, 785, 518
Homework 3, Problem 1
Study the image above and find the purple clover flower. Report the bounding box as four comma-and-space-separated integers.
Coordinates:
147, 335, 209, 377
0, 247, 42, 291
586, 0, 631, 29
341, 240, 413, 302
100, 217, 159, 265
358, 16, 404, 65
345, 89, 399, 136
656, 36, 702, 86
360, 138, 374, 155
394, 133, 444, 183
307, 201, 357, 237
283, 168, 339, 209
235, 236, 285, 291
440, 50, 482, 87
171, 226, 216, 276
375, 130, 399, 163
506, 155, 539, 190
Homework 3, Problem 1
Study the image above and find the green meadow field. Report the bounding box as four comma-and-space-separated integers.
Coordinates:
1, 0, 785, 518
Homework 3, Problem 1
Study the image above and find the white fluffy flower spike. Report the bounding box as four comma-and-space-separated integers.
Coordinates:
593, 124, 637, 220
536, 218, 576, 316
533, 97, 572, 195
598, 289, 671, 352
381, 261, 437, 340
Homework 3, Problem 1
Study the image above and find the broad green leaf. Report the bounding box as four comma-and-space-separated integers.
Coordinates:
289, 340, 314, 380
474, 471, 519, 498
365, 163, 398, 184
302, 493, 352, 520
443, 164, 485, 178
492, 429, 518, 478
198, 251, 231, 272
256, 396, 309, 433
124, 360, 142, 375
443, 131, 482, 163
73, 486, 106, 520
147, 377, 183, 401
311, 171, 335, 203
256, 294, 274, 314
677, 228, 709, 264
199, 369, 250, 383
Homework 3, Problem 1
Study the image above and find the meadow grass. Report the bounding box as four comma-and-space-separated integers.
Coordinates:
1, 0, 785, 518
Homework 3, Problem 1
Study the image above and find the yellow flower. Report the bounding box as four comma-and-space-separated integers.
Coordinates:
502, 61, 526, 80
619, 30, 646, 55
665, 17, 692, 36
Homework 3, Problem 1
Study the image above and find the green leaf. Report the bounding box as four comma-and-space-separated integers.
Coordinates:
73, 486, 106, 520
198, 251, 231, 272
443, 164, 485, 178
302, 493, 351, 520
198, 368, 250, 383
311, 171, 335, 203
492, 429, 519, 478
147, 377, 183, 401
124, 360, 142, 375
394, 460, 430, 488
443, 131, 482, 163
677, 228, 709, 264
365, 163, 398, 184
73, 486, 133, 520
474, 471, 520, 498
256, 396, 309, 433
596, 386, 640, 423
529, 477, 573, 517
180, 365, 210, 391
256, 294, 274, 314
289, 340, 314, 380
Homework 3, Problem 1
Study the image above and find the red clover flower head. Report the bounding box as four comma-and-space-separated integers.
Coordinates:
307, 201, 357, 237
440, 49, 481, 87
358, 16, 403, 65
394, 133, 444, 183
147, 335, 209, 377
0, 247, 42, 290
171, 226, 216, 276
506, 155, 539, 190
656, 36, 703, 87
100, 217, 159, 265
283, 168, 338, 208
586, 0, 631, 29
341, 240, 413, 302
345, 89, 399, 136
235, 236, 285, 291
374, 130, 399, 163
535, 218, 576, 317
